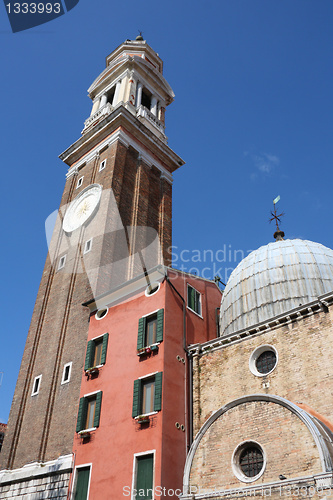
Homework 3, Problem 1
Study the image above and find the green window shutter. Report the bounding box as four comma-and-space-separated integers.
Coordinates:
136, 455, 153, 500
74, 466, 90, 500
154, 372, 163, 412
93, 391, 102, 428
137, 317, 146, 350
84, 340, 94, 370
188, 286, 195, 311
101, 333, 109, 365
76, 397, 88, 432
132, 379, 142, 417
156, 309, 164, 343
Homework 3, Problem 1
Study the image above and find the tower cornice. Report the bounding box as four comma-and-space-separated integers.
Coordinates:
88, 55, 174, 104
59, 104, 184, 173
105, 39, 164, 73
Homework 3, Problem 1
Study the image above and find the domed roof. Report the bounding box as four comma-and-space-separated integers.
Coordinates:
220, 239, 333, 337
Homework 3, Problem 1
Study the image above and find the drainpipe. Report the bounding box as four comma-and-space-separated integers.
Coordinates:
215, 307, 220, 337
165, 276, 193, 449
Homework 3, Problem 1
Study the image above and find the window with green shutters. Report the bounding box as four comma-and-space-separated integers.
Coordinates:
84, 333, 109, 370
187, 285, 202, 316
137, 310, 164, 351
135, 454, 154, 500
76, 391, 102, 432
132, 372, 163, 417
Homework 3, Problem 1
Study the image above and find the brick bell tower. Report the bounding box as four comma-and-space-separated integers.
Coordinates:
1, 36, 184, 477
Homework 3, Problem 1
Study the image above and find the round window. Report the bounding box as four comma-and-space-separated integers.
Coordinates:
145, 282, 160, 297
256, 350, 277, 374
95, 307, 108, 320
232, 441, 266, 482
249, 345, 278, 377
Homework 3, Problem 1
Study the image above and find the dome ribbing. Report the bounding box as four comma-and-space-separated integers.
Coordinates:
220, 239, 333, 337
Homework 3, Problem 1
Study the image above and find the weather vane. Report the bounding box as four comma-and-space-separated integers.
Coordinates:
270, 195, 285, 240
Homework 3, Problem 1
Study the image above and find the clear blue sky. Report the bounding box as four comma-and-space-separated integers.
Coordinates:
1, 0, 333, 423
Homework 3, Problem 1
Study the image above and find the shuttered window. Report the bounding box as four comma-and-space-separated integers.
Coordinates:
84, 333, 109, 370
187, 285, 202, 316
132, 372, 163, 417
76, 391, 102, 432
137, 310, 164, 350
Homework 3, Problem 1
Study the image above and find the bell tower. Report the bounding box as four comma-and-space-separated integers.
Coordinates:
1, 36, 184, 477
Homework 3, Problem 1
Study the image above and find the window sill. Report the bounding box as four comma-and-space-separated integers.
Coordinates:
78, 427, 96, 439
137, 344, 160, 356
187, 306, 203, 319
135, 411, 158, 420
85, 365, 103, 379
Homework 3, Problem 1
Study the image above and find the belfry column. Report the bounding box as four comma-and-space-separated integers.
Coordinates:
136, 82, 143, 107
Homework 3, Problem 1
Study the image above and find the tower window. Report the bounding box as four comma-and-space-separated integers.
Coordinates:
84, 238, 92, 254
76, 176, 84, 189
99, 159, 106, 172
61, 362, 72, 384
187, 285, 202, 316
106, 86, 115, 106
132, 372, 163, 417
0, 432, 4, 452
141, 89, 152, 110
31, 375, 42, 396
58, 255, 66, 270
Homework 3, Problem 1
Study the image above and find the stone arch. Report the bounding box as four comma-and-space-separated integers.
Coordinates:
183, 394, 333, 494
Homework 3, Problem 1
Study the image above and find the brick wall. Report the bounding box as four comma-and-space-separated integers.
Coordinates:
190, 400, 321, 491
193, 308, 333, 435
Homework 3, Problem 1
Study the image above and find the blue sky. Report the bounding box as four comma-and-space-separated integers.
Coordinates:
1, 0, 333, 422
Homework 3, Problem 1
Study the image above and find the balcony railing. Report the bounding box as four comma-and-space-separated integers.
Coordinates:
136, 105, 165, 135
83, 103, 113, 130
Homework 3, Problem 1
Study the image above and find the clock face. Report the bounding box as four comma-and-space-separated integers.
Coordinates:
63, 184, 102, 233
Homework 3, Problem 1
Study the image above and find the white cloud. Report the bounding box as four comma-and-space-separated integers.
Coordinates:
245, 151, 280, 176
254, 153, 279, 173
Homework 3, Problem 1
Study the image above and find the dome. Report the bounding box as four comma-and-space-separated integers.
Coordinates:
220, 239, 333, 337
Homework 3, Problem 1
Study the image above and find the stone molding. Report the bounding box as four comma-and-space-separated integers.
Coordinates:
188, 291, 333, 356
65, 128, 174, 184
0, 454, 73, 486
182, 395, 333, 497
180, 472, 333, 499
